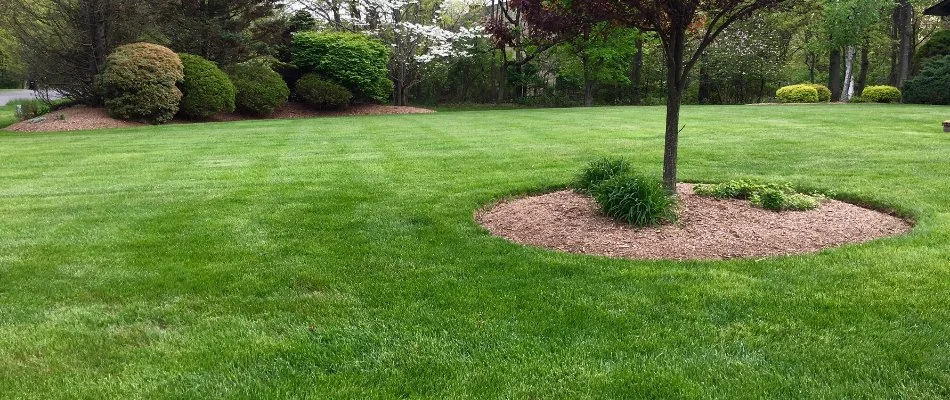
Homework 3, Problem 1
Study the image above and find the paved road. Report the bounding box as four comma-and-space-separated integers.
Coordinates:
0, 89, 59, 106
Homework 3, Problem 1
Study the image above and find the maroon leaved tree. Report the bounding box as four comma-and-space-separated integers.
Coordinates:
497, 0, 788, 192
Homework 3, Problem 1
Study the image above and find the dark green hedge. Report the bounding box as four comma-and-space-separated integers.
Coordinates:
295, 74, 352, 110
903, 55, 950, 105
177, 53, 235, 119
226, 62, 289, 117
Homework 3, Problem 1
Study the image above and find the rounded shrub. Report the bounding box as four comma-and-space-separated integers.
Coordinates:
592, 173, 677, 227
861, 85, 901, 103
177, 53, 235, 119
575, 157, 634, 194
226, 62, 289, 116
903, 55, 950, 105
776, 84, 819, 103
99, 42, 183, 124
295, 74, 353, 110
292, 31, 393, 102
805, 83, 831, 102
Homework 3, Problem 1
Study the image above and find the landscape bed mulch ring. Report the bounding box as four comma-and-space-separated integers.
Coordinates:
476, 184, 912, 261
4, 103, 435, 133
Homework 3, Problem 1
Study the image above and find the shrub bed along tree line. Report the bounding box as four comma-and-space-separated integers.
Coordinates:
98, 32, 393, 124
774, 83, 902, 104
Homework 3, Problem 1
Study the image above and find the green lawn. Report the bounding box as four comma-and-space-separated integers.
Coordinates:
0, 104, 17, 128
1, 104, 948, 398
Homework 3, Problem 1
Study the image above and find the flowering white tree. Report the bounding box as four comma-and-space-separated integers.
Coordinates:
297, 0, 482, 105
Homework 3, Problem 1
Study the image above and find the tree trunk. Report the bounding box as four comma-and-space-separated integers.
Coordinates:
829, 47, 842, 101
896, 0, 913, 86
662, 28, 687, 193
856, 44, 870, 94
889, 6, 900, 86
841, 46, 856, 102
582, 51, 593, 107
496, 59, 508, 104
698, 65, 710, 104
631, 38, 643, 104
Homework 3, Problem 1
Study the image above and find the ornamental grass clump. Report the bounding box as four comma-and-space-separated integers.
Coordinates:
575, 158, 677, 227
593, 173, 677, 227
574, 157, 634, 194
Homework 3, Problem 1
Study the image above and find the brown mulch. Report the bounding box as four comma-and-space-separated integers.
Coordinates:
5, 106, 145, 132
475, 184, 912, 261
5, 103, 435, 133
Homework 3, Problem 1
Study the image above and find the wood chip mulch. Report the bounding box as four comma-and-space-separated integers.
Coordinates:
475, 184, 912, 261
4, 103, 434, 133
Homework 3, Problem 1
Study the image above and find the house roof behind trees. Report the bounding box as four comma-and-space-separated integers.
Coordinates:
924, 0, 950, 16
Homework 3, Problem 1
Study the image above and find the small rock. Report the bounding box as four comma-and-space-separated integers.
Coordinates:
27, 116, 46, 124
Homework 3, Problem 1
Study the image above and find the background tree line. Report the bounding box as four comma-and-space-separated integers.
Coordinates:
0, 0, 946, 106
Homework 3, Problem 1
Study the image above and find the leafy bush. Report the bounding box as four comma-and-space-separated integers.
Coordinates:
226, 62, 289, 116
295, 74, 353, 110
575, 157, 634, 194
695, 180, 823, 212
9, 98, 51, 120
293, 31, 393, 102
750, 189, 821, 211
903, 55, 950, 105
693, 180, 790, 199
914, 30, 950, 73
776, 84, 819, 103
592, 173, 677, 227
99, 43, 183, 124
861, 85, 901, 103
177, 53, 235, 119
805, 83, 832, 102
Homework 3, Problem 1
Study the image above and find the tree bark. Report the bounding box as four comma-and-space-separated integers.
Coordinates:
582, 50, 593, 107
662, 28, 686, 193
698, 65, 710, 104
856, 44, 870, 94
631, 38, 643, 104
896, 0, 913, 86
828, 47, 842, 101
841, 46, 856, 102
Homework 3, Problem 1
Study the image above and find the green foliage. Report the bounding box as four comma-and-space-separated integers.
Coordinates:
848, 95, 870, 103
914, 30, 950, 73
270, 60, 304, 93
295, 74, 353, 110
750, 189, 820, 211
861, 85, 901, 103
177, 53, 236, 119
99, 42, 184, 124
903, 56, 950, 105
575, 157, 634, 194
805, 83, 831, 102
292, 31, 393, 102
8, 98, 50, 120
592, 173, 677, 227
695, 180, 823, 212
776, 84, 819, 103
693, 179, 788, 199
226, 62, 289, 116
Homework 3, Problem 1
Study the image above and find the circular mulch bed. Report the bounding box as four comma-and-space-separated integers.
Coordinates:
4, 103, 434, 133
476, 184, 912, 261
